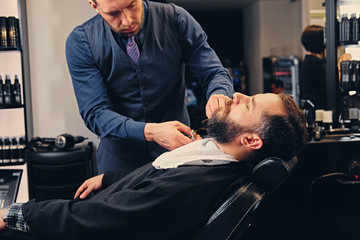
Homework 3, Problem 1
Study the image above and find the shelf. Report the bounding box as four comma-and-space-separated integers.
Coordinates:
337, 0, 360, 6
0, 47, 21, 52
0, 105, 23, 110
0, 161, 26, 167
339, 42, 360, 47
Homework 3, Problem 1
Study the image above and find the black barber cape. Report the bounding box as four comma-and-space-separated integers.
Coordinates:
22, 162, 247, 240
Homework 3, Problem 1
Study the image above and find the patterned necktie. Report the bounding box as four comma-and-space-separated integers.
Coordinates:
127, 36, 140, 64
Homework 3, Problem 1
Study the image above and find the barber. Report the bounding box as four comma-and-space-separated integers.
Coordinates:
65, 0, 234, 174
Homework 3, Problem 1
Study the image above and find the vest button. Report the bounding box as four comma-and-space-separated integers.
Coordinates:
144, 102, 149, 107
140, 86, 146, 91
138, 69, 142, 74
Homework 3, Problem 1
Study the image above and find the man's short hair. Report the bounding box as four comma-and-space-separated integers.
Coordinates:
301, 25, 325, 54
251, 94, 308, 162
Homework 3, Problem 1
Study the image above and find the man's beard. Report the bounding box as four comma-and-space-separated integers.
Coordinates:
207, 111, 243, 144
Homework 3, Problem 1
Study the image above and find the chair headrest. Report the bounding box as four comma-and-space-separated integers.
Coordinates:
251, 156, 296, 194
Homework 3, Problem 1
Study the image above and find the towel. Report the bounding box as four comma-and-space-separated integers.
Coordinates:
152, 138, 238, 169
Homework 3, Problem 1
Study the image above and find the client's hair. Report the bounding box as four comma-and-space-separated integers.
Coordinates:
251, 94, 308, 162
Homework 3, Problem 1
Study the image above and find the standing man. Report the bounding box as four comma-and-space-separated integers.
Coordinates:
65, 0, 234, 174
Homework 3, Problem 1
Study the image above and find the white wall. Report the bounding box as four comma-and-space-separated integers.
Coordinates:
26, 0, 99, 146
243, 0, 303, 94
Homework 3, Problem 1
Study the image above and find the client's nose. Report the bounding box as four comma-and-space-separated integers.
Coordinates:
233, 93, 250, 104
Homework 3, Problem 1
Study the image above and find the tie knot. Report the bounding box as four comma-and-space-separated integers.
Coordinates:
128, 36, 135, 43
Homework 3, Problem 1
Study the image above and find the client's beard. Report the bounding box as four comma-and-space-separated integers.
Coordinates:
207, 113, 242, 143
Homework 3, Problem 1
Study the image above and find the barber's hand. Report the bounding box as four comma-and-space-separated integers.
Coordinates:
144, 121, 201, 151
74, 174, 104, 199
205, 94, 232, 118
0, 209, 6, 230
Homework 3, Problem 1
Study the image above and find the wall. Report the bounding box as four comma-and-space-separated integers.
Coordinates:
26, 0, 99, 146
243, 0, 302, 94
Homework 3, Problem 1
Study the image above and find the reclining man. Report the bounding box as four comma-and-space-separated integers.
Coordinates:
0, 92, 307, 240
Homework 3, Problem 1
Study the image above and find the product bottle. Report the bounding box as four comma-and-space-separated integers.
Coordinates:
341, 61, 350, 90
0, 17, 7, 48
12, 74, 21, 106
354, 61, 360, 90
350, 61, 357, 89
0, 75, 4, 107
3, 137, 11, 164
3, 75, 13, 106
348, 13, 354, 43
352, 13, 359, 43
10, 137, 18, 163
0, 138, 3, 164
6, 17, 17, 48
341, 14, 350, 43
18, 136, 25, 163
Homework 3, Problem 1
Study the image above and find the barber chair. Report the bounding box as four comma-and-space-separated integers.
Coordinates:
191, 156, 297, 240
26, 142, 94, 201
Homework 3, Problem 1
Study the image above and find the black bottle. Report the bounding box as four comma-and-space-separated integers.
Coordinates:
0, 17, 7, 48
3, 138, 11, 164
6, 17, 17, 49
12, 74, 21, 106
352, 13, 359, 43
3, 75, 13, 106
341, 61, 350, 90
348, 13, 354, 43
10, 137, 18, 163
353, 61, 360, 91
341, 14, 350, 43
0, 138, 3, 164
18, 137, 25, 163
0, 75, 4, 107
350, 61, 357, 89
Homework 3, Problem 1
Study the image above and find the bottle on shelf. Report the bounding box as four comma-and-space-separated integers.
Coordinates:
0, 138, 3, 164
353, 61, 360, 90
341, 61, 350, 90
3, 137, 11, 164
18, 136, 25, 163
6, 16, 18, 49
0, 17, 7, 49
0, 75, 4, 106
12, 74, 21, 106
340, 14, 351, 44
352, 13, 359, 43
3, 74, 13, 106
10, 137, 18, 163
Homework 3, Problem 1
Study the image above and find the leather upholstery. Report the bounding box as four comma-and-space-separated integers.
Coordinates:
191, 156, 297, 240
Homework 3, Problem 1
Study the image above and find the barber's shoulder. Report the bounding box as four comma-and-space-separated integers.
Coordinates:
82, 14, 102, 27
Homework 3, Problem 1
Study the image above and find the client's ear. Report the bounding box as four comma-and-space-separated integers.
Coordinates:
239, 133, 263, 150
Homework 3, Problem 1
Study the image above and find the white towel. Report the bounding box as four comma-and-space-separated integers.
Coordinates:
152, 138, 238, 169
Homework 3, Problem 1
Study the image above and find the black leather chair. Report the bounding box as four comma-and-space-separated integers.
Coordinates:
191, 156, 297, 240
26, 142, 94, 201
